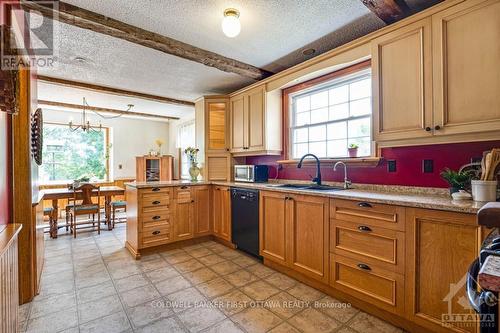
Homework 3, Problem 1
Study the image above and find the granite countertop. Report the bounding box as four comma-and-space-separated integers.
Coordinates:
125, 180, 488, 214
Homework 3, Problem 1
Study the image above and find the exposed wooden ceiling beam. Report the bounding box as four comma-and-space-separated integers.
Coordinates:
21, 1, 272, 80
361, 0, 412, 24
37, 100, 180, 121
37, 75, 195, 107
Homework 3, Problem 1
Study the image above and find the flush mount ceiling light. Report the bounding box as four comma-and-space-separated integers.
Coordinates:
302, 48, 316, 56
222, 8, 241, 38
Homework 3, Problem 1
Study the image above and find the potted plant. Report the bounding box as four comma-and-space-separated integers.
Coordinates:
185, 147, 200, 181
348, 143, 359, 158
440, 168, 473, 194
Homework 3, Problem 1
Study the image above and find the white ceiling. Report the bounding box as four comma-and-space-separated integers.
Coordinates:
35, 0, 441, 118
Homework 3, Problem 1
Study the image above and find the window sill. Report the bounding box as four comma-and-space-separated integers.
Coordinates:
276, 157, 383, 167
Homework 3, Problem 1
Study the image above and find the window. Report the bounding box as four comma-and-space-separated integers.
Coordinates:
177, 121, 195, 179
289, 65, 372, 159
40, 123, 109, 183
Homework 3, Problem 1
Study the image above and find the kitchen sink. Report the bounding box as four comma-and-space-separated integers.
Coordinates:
267, 184, 345, 191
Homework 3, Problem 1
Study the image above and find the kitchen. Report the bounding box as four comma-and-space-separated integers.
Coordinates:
1, 0, 500, 333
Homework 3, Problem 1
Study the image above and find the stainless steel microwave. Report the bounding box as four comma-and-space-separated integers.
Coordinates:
234, 165, 269, 183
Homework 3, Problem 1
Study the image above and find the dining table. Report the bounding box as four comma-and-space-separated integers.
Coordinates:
42, 186, 125, 238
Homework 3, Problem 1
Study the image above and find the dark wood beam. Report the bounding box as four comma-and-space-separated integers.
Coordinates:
37, 75, 195, 107
37, 100, 180, 121
21, 1, 272, 80
361, 0, 412, 24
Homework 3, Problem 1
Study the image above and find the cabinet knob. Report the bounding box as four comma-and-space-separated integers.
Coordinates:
152, 230, 161, 235
357, 202, 372, 208
357, 263, 371, 271
434, 125, 441, 130
425, 127, 431, 132
191, 200, 195, 203
152, 216, 161, 220
152, 187, 161, 192
358, 225, 372, 232
180, 186, 189, 189
152, 201, 161, 205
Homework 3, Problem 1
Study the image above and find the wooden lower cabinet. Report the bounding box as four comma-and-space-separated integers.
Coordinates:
212, 185, 231, 242
173, 187, 195, 241
194, 186, 211, 235
259, 191, 329, 282
405, 208, 482, 333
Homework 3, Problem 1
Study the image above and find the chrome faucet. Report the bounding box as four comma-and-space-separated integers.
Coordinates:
334, 161, 351, 189
297, 154, 322, 185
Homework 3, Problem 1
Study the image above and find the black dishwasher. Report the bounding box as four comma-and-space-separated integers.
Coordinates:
231, 188, 261, 259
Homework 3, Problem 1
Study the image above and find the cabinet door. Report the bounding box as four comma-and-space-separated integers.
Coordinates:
174, 188, 194, 241
259, 191, 288, 265
406, 208, 481, 333
194, 186, 211, 235
219, 187, 232, 242
432, 0, 500, 136
288, 194, 329, 282
206, 99, 229, 152
372, 18, 433, 141
212, 186, 222, 236
247, 87, 265, 151
230, 95, 246, 152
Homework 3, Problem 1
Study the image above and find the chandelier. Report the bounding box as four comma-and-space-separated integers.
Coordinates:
69, 97, 134, 133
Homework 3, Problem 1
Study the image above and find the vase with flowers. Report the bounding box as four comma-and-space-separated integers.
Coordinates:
155, 139, 164, 155
185, 147, 200, 181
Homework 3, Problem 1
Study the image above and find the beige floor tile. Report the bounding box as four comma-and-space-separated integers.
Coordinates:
265, 292, 305, 319
145, 266, 180, 284
225, 269, 259, 288
18, 320, 27, 333
120, 284, 161, 308
75, 271, 112, 290
198, 254, 227, 266
231, 306, 282, 333
288, 283, 325, 302
76, 280, 117, 304
30, 291, 77, 319
268, 322, 301, 333
213, 289, 252, 316
166, 287, 207, 313
241, 280, 280, 301
315, 296, 359, 323
246, 263, 276, 278
202, 319, 245, 333
127, 298, 174, 328
108, 262, 142, 280
348, 312, 403, 333
26, 307, 78, 333
177, 305, 226, 332
197, 277, 234, 298
183, 267, 219, 285
19, 303, 31, 323
186, 247, 214, 258
155, 275, 192, 296
78, 294, 123, 324
211, 260, 241, 275
163, 251, 193, 264
174, 258, 206, 273
336, 328, 358, 333
232, 255, 258, 267
288, 308, 340, 333
115, 274, 150, 293
134, 316, 186, 333
264, 272, 298, 290
138, 257, 170, 272
217, 249, 242, 260
79, 311, 131, 333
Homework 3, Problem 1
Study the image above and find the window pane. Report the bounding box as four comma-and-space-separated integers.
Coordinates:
327, 122, 347, 140
329, 103, 349, 121
293, 128, 308, 143
349, 137, 371, 156
350, 98, 371, 117
294, 143, 308, 158
350, 78, 371, 100
309, 124, 326, 142
309, 141, 327, 158
311, 91, 328, 109
327, 140, 347, 157
295, 112, 310, 126
329, 85, 348, 104
348, 117, 371, 138
310, 107, 328, 124
296, 96, 310, 112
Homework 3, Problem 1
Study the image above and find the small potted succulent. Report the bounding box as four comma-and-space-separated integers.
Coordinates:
348, 143, 359, 158
440, 168, 473, 194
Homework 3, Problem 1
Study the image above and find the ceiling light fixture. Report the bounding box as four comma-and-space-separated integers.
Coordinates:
302, 48, 316, 56
222, 8, 241, 38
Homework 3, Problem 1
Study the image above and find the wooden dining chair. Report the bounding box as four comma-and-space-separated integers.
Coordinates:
68, 183, 101, 238
110, 200, 126, 228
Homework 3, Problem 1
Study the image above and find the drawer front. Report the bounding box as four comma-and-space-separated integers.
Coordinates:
139, 187, 170, 195
330, 220, 404, 274
140, 225, 171, 248
174, 186, 192, 203
141, 194, 170, 209
141, 210, 170, 227
330, 254, 404, 315
330, 199, 405, 231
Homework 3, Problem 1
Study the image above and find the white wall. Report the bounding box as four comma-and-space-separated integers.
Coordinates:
43, 109, 170, 179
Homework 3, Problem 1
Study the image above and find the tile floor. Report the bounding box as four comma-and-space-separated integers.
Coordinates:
19, 224, 405, 333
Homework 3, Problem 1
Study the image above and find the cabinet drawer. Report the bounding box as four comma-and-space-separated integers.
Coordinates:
330, 254, 404, 315
141, 210, 170, 227
141, 194, 170, 209
139, 187, 170, 195
330, 219, 404, 274
140, 225, 171, 248
174, 186, 192, 203
330, 199, 405, 231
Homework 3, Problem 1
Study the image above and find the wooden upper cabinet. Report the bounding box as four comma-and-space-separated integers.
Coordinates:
230, 94, 246, 152
372, 18, 433, 141
432, 0, 500, 136
205, 97, 229, 153
405, 208, 482, 333
259, 191, 288, 265
247, 86, 265, 151
193, 186, 211, 235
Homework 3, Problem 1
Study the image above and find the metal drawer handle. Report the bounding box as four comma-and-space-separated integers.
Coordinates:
357, 263, 371, 271
152, 216, 161, 220
180, 186, 189, 189
358, 225, 372, 232
152, 201, 161, 205
358, 202, 372, 208
152, 230, 161, 235
152, 187, 161, 192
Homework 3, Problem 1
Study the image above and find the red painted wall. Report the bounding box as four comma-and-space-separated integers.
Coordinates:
246, 141, 500, 188
0, 112, 10, 225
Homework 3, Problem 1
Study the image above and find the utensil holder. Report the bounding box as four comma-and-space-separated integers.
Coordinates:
471, 180, 498, 202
